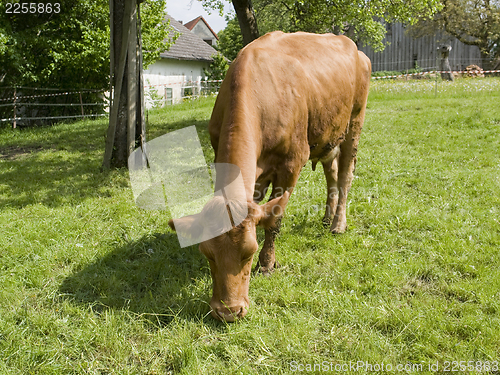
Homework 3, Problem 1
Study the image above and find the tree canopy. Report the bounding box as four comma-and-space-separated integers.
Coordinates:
141, 0, 177, 69
408, 0, 500, 62
203, 0, 442, 58
217, 16, 244, 60
0, 0, 173, 89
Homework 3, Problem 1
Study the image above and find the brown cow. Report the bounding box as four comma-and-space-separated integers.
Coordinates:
169, 31, 371, 321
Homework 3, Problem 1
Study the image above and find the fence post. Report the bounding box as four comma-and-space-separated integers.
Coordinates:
438, 45, 454, 81
434, 53, 439, 97
79, 92, 85, 120
12, 88, 16, 129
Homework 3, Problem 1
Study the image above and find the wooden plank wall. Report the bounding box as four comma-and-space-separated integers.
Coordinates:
359, 23, 482, 72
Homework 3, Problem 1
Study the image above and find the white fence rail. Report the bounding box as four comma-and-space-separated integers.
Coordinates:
144, 79, 224, 108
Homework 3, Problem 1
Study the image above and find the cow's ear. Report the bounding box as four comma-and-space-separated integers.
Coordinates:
168, 214, 204, 238
253, 191, 290, 229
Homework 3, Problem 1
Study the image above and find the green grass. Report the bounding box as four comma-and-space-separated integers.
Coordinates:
1, 81, 500, 374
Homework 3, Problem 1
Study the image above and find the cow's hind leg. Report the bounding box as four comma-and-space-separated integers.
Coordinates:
255, 169, 300, 275
330, 110, 365, 234
321, 148, 340, 227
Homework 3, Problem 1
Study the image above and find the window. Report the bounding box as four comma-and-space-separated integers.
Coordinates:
165, 88, 173, 106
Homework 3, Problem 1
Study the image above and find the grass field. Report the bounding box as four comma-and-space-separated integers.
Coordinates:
1, 78, 499, 374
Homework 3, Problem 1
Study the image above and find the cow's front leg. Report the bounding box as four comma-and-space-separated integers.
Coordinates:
255, 220, 282, 276
254, 165, 302, 275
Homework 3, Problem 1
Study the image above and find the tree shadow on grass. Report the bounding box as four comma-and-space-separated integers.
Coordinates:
0, 120, 120, 208
0, 150, 124, 208
59, 232, 217, 326
0, 119, 213, 209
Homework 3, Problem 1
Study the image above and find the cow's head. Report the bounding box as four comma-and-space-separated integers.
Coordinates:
168, 192, 289, 322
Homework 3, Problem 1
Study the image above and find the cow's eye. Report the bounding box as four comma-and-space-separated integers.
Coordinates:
241, 254, 253, 263
240, 242, 258, 262
200, 246, 214, 262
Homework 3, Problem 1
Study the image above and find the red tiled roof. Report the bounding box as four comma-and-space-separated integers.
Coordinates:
184, 16, 201, 31
160, 14, 218, 62
184, 16, 219, 40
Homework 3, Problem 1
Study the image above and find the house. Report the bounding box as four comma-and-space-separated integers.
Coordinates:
184, 16, 219, 47
143, 14, 219, 107
359, 23, 482, 72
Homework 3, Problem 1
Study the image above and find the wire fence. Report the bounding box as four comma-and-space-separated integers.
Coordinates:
0, 80, 224, 127
0, 87, 108, 128
2, 68, 499, 128
371, 68, 500, 80
368, 58, 499, 73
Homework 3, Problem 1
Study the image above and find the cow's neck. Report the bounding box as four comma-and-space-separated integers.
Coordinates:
214, 122, 260, 203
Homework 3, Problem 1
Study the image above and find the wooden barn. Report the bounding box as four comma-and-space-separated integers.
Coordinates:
359, 23, 482, 72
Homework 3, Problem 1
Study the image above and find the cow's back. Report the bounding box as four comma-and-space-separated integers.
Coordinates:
209, 32, 370, 193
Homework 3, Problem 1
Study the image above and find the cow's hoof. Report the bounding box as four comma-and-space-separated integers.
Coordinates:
330, 225, 347, 234
260, 268, 273, 277
255, 266, 273, 276
254, 261, 280, 276
322, 216, 333, 228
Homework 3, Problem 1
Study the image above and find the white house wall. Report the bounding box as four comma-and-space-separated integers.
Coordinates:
143, 58, 210, 108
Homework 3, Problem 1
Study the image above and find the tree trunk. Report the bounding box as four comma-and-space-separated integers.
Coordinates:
103, 0, 146, 169
439, 45, 454, 81
480, 49, 493, 70
231, 0, 260, 45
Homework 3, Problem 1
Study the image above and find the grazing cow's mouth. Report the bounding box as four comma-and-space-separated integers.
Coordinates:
211, 305, 248, 322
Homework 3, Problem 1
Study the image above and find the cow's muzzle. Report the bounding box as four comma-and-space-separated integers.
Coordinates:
211, 304, 248, 322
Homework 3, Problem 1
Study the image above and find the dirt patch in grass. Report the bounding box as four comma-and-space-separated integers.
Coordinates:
0, 145, 46, 160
